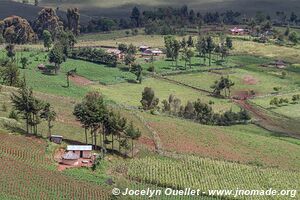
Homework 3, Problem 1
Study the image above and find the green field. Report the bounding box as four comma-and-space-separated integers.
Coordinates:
250, 92, 300, 119
168, 67, 299, 96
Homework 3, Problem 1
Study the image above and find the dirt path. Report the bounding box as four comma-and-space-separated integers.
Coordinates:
234, 99, 300, 139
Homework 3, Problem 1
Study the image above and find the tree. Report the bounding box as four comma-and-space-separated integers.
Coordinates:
5, 44, 15, 61
33, 8, 63, 39
289, 32, 298, 44
131, 7, 141, 27
187, 35, 194, 47
180, 37, 187, 49
2, 16, 37, 44
171, 39, 181, 68
73, 92, 107, 149
125, 122, 141, 157
182, 48, 194, 69
67, 8, 80, 35
48, 44, 65, 74
40, 103, 56, 138
225, 37, 233, 49
0, 61, 20, 86
285, 25, 290, 36
211, 76, 234, 97
20, 57, 28, 69
196, 37, 207, 64
206, 36, 215, 66
118, 43, 128, 53
42, 30, 53, 51
124, 53, 135, 66
131, 63, 143, 83
11, 80, 44, 135
140, 87, 159, 110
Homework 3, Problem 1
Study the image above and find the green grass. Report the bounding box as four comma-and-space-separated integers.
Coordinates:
92, 77, 238, 112
250, 92, 300, 119
78, 29, 143, 41
141, 112, 300, 171
167, 62, 300, 96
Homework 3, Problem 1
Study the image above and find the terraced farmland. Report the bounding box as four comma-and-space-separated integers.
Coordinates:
124, 155, 300, 199
0, 133, 112, 200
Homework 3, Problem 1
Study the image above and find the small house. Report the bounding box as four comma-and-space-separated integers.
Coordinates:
274, 60, 287, 69
61, 151, 80, 165
142, 49, 163, 56
50, 135, 63, 144
106, 48, 124, 59
139, 45, 150, 52
230, 27, 245, 35
66, 145, 92, 159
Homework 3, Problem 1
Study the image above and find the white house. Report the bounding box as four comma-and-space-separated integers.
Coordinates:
66, 145, 92, 159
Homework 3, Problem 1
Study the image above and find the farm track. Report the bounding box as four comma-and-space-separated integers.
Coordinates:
234, 99, 300, 139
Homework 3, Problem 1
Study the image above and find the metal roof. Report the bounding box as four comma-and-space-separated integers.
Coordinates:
62, 151, 80, 160
51, 135, 63, 138
67, 145, 92, 151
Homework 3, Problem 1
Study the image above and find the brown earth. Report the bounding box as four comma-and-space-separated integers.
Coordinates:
69, 75, 95, 86
243, 75, 258, 85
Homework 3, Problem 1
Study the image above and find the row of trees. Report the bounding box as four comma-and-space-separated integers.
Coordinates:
74, 92, 141, 156
140, 88, 251, 126
270, 94, 300, 107
70, 47, 117, 67
10, 79, 56, 137
164, 35, 233, 69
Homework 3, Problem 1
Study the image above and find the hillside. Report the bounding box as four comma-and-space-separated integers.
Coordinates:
0, 0, 91, 24
39, 0, 300, 18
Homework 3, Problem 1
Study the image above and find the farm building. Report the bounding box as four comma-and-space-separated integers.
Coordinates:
105, 48, 124, 59
230, 27, 245, 35
61, 151, 80, 165
142, 49, 163, 56
50, 135, 63, 144
139, 45, 151, 52
66, 145, 92, 159
273, 60, 287, 69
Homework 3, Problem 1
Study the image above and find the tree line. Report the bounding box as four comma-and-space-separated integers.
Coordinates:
73, 92, 141, 157
140, 87, 251, 126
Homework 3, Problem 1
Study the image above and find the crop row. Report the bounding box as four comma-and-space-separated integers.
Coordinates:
126, 156, 300, 199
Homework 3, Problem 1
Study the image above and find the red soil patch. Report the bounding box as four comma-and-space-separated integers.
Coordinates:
70, 75, 94, 86
138, 136, 156, 151
243, 75, 258, 85
233, 90, 256, 100
147, 122, 248, 163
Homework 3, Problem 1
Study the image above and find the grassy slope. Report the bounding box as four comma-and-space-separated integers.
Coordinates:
141, 113, 300, 171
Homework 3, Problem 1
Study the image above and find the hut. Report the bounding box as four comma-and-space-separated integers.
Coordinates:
50, 135, 63, 144
230, 27, 245, 35
66, 145, 92, 159
61, 151, 80, 165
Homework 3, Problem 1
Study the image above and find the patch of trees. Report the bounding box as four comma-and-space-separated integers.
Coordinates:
211, 76, 235, 98
1, 16, 37, 44
33, 8, 64, 39
140, 88, 250, 126
70, 47, 117, 67
66, 8, 80, 36
11, 79, 56, 137
0, 45, 21, 87
270, 94, 300, 107
164, 35, 232, 69
74, 92, 141, 157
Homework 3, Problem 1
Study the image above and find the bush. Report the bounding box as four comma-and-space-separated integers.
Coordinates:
8, 110, 19, 121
